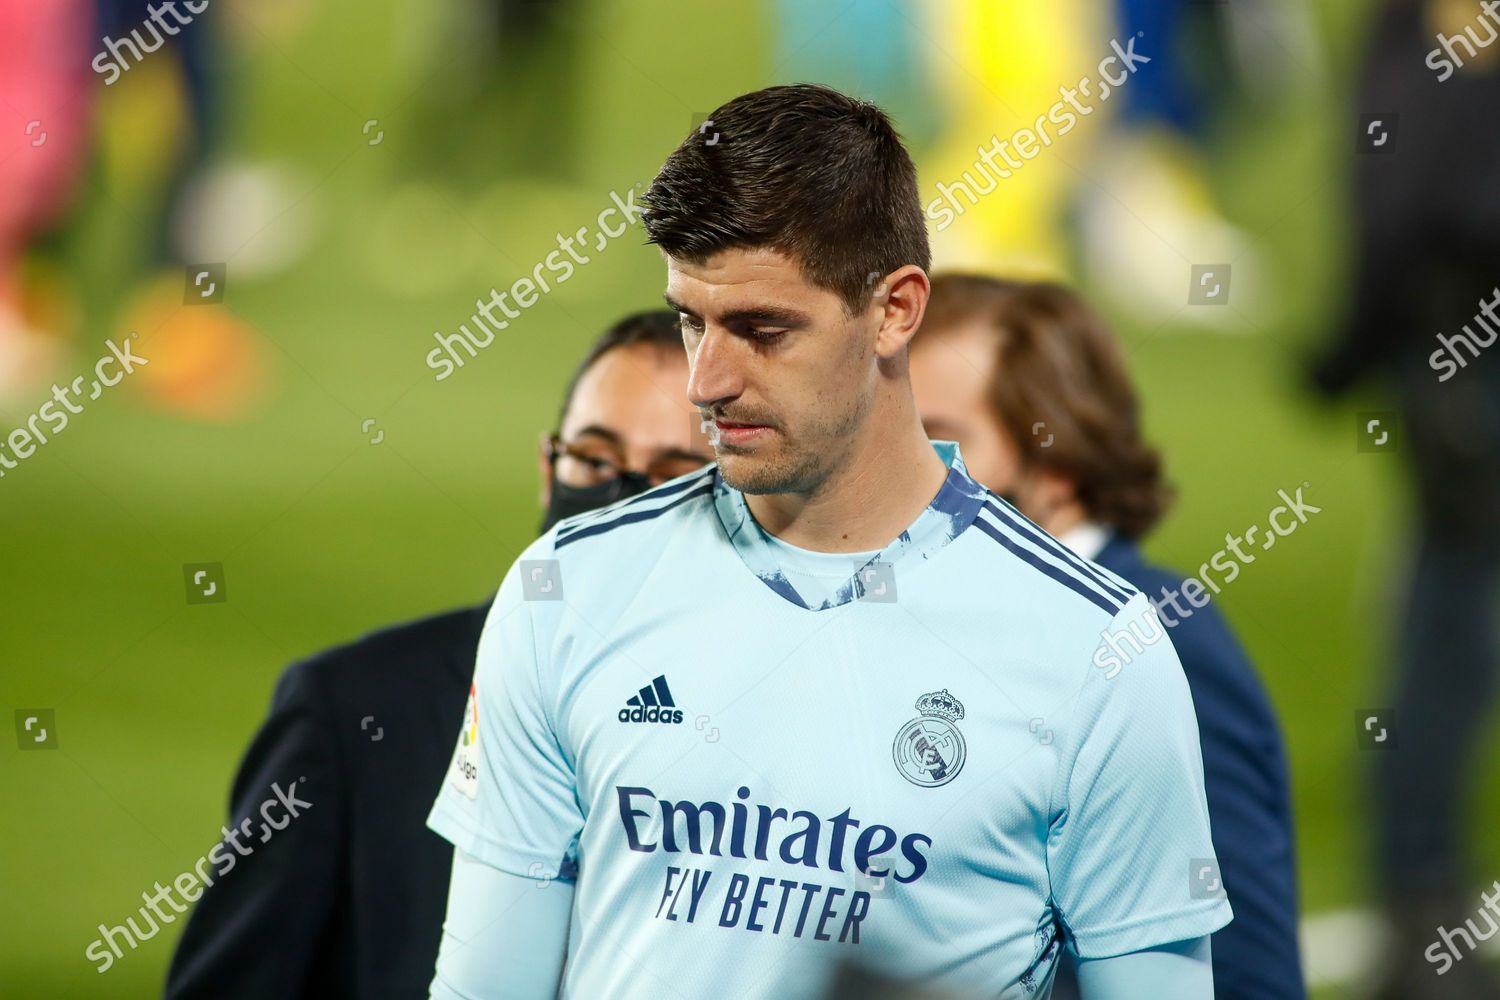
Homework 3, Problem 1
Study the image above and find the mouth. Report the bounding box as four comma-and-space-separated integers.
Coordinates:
712, 419, 772, 448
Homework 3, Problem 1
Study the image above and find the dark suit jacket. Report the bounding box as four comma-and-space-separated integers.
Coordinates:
164, 603, 490, 999
1053, 537, 1304, 999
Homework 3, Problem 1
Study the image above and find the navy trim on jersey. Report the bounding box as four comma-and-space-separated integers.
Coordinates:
555, 469, 715, 543
981, 498, 1135, 606
554, 479, 715, 549
971, 516, 1124, 615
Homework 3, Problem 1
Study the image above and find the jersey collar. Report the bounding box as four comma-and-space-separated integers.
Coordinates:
711, 440, 988, 611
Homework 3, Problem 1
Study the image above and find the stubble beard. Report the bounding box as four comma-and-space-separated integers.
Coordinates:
715, 401, 865, 497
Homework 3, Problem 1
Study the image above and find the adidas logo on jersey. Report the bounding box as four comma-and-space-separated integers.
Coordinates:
619, 675, 684, 724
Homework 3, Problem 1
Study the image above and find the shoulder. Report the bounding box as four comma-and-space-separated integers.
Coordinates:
518, 467, 720, 594
959, 493, 1141, 626
1100, 547, 1249, 658
484, 467, 721, 646
1099, 546, 1279, 714
547, 466, 719, 556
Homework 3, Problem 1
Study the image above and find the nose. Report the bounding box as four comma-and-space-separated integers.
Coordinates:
686, 325, 741, 412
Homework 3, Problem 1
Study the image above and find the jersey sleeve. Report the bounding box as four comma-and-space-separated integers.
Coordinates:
1048, 593, 1234, 958
427, 548, 583, 882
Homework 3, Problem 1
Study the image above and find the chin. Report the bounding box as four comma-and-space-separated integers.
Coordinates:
716, 453, 773, 494
717, 448, 820, 496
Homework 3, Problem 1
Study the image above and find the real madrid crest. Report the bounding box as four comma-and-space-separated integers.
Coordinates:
892, 689, 967, 787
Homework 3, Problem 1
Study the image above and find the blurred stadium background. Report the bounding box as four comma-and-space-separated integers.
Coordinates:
1, 0, 1495, 996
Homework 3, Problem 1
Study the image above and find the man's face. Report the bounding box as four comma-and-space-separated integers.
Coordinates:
666, 247, 880, 495
908, 322, 1020, 494
542, 342, 708, 501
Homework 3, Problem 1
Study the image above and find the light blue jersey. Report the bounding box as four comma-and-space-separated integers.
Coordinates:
428, 442, 1231, 999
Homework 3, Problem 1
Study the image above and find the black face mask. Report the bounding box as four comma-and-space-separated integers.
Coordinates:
539, 472, 653, 533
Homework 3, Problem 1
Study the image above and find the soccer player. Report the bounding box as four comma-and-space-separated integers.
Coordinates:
427, 84, 1231, 999
165, 311, 708, 998
909, 274, 1303, 998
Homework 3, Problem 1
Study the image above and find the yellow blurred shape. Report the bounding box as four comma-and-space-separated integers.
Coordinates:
920, 0, 1108, 277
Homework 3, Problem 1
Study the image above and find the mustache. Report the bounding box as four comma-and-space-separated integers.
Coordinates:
701, 408, 779, 430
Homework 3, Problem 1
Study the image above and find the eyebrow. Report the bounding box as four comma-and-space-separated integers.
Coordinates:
567, 428, 710, 462
567, 425, 624, 447
655, 446, 715, 462
662, 293, 812, 328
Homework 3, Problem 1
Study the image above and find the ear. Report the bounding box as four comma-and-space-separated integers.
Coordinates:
537, 431, 554, 507
1031, 465, 1080, 512
871, 265, 930, 360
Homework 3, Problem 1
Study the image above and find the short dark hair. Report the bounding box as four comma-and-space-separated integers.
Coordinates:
917, 274, 1173, 539
556, 310, 683, 427
641, 84, 930, 313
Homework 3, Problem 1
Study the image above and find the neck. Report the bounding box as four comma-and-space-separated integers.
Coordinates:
1039, 501, 1088, 538
746, 392, 948, 552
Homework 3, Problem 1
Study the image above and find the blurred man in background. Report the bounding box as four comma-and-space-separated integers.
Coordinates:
164, 310, 708, 998
1310, 2, 1500, 996
910, 274, 1304, 999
